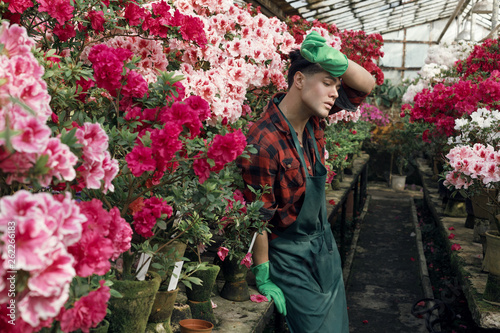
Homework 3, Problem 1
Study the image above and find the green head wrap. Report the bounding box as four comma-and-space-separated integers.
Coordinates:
300, 31, 348, 77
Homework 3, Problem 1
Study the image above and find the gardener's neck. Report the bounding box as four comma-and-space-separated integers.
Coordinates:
279, 94, 310, 145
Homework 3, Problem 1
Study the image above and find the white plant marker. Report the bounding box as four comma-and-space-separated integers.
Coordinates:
247, 232, 257, 254
136, 253, 152, 281
167, 261, 184, 291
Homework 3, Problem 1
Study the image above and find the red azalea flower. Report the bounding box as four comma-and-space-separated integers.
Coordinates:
448, 233, 455, 240
53, 22, 76, 41
207, 130, 247, 172
451, 243, 462, 251
193, 155, 211, 184
124, 2, 149, 26
122, 70, 148, 98
37, 0, 74, 25
125, 145, 156, 177
4, 0, 34, 13
87, 10, 105, 32
59, 280, 110, 332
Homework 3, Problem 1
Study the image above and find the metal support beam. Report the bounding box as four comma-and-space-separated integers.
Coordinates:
438, 0, 469, 42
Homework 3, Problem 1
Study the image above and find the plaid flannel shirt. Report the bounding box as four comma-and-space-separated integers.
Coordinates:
237, 83, 367, 235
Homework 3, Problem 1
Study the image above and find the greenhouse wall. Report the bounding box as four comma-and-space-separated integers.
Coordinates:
379, 17, 490, 84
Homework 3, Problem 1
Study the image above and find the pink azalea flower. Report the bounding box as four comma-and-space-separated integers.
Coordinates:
217, 247, 229, 261
451, 243, 462, 251
240, 252, 252, 269
27, 245, 75, 297
18, 283, 70, 327
250, 294, 268, 303
448, 233, 455, 240
0, 22, 35, 57
107, 207, 132, 260
75, 123, 109, 163
78, 159, 105, 190
10, 114, 50, 154
51, 192, 86, 247
41, 138, 78, 186
101, 151, 119, 193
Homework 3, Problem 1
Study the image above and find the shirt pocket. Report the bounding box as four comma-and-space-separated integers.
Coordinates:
279, 157, 304, 189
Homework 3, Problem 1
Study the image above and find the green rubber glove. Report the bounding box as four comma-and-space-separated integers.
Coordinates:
252, 261, 287, 316
300, 31, 348, 77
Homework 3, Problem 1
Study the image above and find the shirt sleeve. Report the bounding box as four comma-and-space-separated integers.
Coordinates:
236, 143, 278, 222
331, 81, 369, 113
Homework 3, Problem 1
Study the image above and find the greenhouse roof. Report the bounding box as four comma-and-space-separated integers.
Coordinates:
249, 0, 498, 39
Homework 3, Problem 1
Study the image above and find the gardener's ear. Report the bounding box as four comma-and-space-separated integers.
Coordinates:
293, 71, 306, 90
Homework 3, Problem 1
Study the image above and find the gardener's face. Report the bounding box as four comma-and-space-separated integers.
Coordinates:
299, 71, 341, 119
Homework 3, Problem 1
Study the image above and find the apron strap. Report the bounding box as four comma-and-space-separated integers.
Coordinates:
280, 111, 320, 174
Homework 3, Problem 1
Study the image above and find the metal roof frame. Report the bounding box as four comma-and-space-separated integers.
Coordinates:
247, 0, 499, 39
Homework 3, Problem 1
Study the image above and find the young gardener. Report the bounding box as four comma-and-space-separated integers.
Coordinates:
237, 31, 375, 332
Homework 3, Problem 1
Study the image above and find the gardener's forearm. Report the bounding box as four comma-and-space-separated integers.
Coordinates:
341, 59, 376, 94
253, 230, 269, 266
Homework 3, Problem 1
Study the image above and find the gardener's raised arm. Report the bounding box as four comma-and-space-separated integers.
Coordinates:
341, 59, 376, 94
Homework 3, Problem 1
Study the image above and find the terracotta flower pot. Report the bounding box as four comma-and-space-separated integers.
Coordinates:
179, 319, 213, 333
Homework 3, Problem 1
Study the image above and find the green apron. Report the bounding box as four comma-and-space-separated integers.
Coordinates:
269, 117, 349, 333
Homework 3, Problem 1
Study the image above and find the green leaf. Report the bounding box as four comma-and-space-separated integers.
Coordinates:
33, 154, 50, 174
151, 263, 163, 269
156, 220, 167, 230
9, 96, 36, 116
109, 289, 123, 298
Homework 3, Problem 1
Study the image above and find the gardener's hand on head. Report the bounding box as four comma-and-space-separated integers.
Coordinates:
300, 31, 348, 77
252, 261, 287, 315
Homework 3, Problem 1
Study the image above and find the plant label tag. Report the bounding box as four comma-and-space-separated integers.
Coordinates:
168, 261, 184, 291
136, 253, 152, 281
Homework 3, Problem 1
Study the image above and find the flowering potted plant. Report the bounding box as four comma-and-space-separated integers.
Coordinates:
442, 107, 500, 305
443, 107, 500, 230
0, 21, 132, 333
215, 178, 270, 302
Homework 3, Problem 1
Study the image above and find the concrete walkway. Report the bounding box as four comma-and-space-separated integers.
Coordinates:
345, 182, 429, 333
